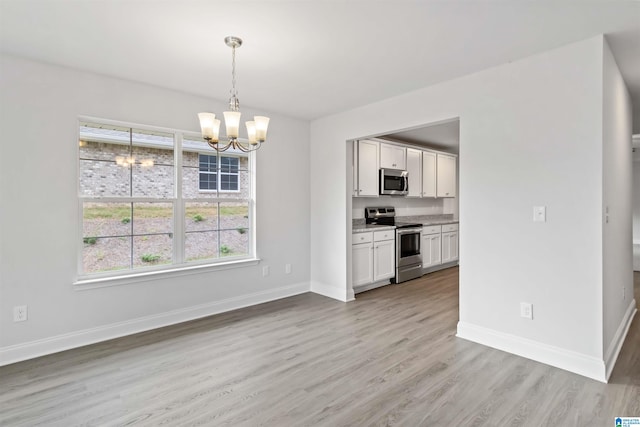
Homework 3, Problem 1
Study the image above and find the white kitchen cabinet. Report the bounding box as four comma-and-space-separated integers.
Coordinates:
422, 151, 437, 198
373, 231, 395, 281
436, 153, 456, 197
355, 140, 379, 197
441, 224, 459, 263
352, 230, 395, 289
352, 141, 358, 197
380, 143, 406, 170
352, 241, 374, 287
421, 225, 442, 268
406, 148, 422, 198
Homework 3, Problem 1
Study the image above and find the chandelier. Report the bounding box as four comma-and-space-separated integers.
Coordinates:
198, 36, 270, 152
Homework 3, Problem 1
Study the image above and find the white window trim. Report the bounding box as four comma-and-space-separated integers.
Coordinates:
75, 116, 257, 288
73, 258, 260, 290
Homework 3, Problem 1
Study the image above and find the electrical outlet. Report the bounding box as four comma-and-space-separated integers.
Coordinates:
285, 264, 291, 274
13, 305, 28, 322
520, 302, 533, 320
262, 266, 270, 277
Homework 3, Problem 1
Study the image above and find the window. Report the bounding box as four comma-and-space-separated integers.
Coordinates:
78, 119, 254, 279
199, 154, 239, 192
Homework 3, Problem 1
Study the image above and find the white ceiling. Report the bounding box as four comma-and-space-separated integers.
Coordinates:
1, 1, 639, 129
383, 119, 461, 153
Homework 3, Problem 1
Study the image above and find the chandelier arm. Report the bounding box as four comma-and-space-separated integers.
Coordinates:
207, 140, 233, 152
233, 140, 262, 153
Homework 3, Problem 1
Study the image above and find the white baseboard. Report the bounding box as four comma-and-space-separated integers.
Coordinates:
310, 281, 352, 302
0, 282, 310, 367
604, 298, 637, 380
456, 321, 607, 382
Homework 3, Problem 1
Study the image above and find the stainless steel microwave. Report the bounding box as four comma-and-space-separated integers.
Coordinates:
379, 168, 408, 195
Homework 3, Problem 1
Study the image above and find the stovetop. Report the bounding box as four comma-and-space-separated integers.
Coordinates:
393, 221, 423, 229
365, 206, 422, 229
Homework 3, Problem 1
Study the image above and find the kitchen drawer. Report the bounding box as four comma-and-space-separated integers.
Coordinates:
373, 230, 395, 242
422, 225, 442, 235
442, 223, 458, 232
353, 232, 373, 244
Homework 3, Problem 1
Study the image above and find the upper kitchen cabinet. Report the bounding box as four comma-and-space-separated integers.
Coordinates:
405, 148, 422, 198
380, 143, 406, 170
422, 151, 437, 198
436, 153, 457, 198
355, 140, 379, 197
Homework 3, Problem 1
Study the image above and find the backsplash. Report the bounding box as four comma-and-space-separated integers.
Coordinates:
352, 196, 456, 219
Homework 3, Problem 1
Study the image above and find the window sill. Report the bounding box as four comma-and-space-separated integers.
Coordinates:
73, 258, 260, 291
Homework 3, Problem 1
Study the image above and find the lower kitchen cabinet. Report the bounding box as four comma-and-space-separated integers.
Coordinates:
352, 230, 395, 291
422, 226, 442, 269
352, 240, 374, 287
441, 223, 459, 263
373, 237, 395, 281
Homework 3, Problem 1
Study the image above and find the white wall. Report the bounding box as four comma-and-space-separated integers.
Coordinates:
310, 36, 628, 381
602, 39, 635, 376
0, 56, 311, 363
634, 153, 640, 245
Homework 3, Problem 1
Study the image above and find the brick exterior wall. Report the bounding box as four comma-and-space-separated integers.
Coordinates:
79, 141, 249, 199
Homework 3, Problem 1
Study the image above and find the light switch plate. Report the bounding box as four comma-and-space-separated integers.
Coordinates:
533, 206, 546, 222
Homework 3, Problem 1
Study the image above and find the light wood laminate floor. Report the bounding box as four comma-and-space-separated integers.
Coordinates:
1, 268, 639, 426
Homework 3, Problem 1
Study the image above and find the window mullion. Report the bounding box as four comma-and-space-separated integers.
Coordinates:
175, 132, 184, 264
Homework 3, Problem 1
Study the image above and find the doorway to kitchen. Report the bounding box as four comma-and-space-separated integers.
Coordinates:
348, 117, 460, 298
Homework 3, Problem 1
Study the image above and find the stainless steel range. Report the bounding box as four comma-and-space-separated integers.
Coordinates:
365, 207, 423, 283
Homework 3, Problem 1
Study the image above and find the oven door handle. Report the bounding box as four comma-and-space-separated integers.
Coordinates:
396, 228, 422, 235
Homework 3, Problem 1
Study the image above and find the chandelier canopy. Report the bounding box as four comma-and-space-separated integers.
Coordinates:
198, 36, 270, 153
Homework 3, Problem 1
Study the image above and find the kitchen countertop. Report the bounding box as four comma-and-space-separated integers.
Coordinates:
352, 224, 396, 233
352, 214, 458, 232
398, 215, 459, 226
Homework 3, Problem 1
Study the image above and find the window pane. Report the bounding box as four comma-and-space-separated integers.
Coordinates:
132, 202, 173, 235
83, 202, 132, 238
79, 159, 131, 197
185, 202, 218, 232
220, 157, 239, 173
185, 231, 219, 262
130, 129, 174, 166
79, 124, 175, 198
220, 230, 249, 258
132, 164, 174, 198
196, 172, 217, 192
183, 141, 217, 198
218, 170, 247, 197
133, 234, 173, 268
219, 201, 249, 231
79, 123, 132, 161
82, 236, 131, 274
220, 174, 238, 191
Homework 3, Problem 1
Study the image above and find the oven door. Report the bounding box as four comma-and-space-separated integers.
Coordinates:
396, 228, 422, 267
